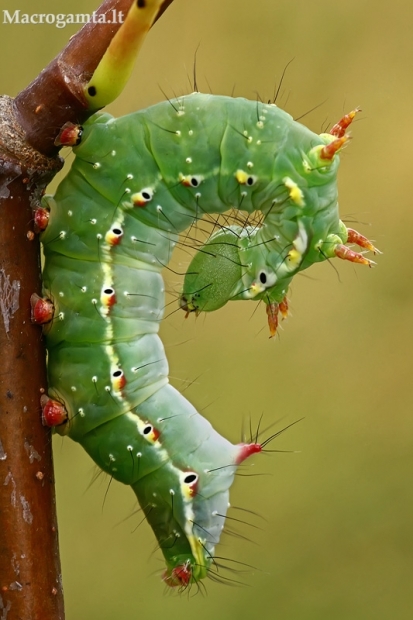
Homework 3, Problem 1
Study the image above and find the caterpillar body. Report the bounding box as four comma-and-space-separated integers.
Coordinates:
33, 93, 375, 587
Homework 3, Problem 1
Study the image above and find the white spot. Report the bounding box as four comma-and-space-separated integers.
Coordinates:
78, 408, 85, 417
256, 121, 264, 128
170, 489, 175, 495
58, 291, 64, 297
247, 161, 254, 168
58, 312, 64, 321
70, 386, 77, 392
156, 205, 163, 213
59, 231, 66, 239
96, 234, 102, 240
91, 298, 97, 305
67, 210, 73, 216
188, 130, 193, 136
126, 173, 133, 180
111, 150, 116, 156
90, 218, 97, 225
92, 376, 98, 383
105, 386, 111, 392
93, 162, 101, 169
175, 130, 181, 137
124, 188, 131, 194
81, 286, 87, 293
127, 445, 133, 451
186, 157, 192, 163
109, 454, 115, 461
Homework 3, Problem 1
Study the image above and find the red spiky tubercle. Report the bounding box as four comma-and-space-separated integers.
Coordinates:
235, 442, 262, 465
40, 395, 68, 427
30, 293, 54, 324
162, 562, 192, 588
34, 207, 49, 231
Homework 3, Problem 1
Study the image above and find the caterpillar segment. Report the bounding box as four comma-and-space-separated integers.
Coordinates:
179, 103, 377, 336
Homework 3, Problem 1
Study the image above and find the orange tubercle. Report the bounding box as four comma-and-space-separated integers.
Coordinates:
329, 108, 361, 138
266, 302, 279, 338
334, 244, 374, 267
346, 228, 380, 254
320, 135, 350, 161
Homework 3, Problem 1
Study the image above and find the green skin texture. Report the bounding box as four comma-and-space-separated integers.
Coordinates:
41, 93, 342, 585
180, 112, 348, 312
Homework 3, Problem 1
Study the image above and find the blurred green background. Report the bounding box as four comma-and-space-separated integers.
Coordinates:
2, 0, 413, 618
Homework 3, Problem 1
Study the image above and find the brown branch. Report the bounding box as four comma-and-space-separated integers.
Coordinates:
0, 0, 175, 618
14, 0, 175, 158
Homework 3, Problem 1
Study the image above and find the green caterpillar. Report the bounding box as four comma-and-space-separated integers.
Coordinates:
32, 93, 375, 588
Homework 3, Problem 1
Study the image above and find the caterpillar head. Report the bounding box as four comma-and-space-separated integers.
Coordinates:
180, 228, 244, 315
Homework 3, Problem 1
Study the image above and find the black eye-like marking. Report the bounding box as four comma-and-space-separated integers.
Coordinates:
183, 473, 198, 484
259, 272, 267, 284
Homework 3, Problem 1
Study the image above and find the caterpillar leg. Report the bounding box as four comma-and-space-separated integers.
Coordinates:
40, 395, 68, 427
30, 293, 54, 324
33, 207, 50, 232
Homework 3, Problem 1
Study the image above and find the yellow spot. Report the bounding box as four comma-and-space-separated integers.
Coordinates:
235, 169, 248, 184
286, 248, 302, 267
283, 177, 305, 206
249, 282, 264, 297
